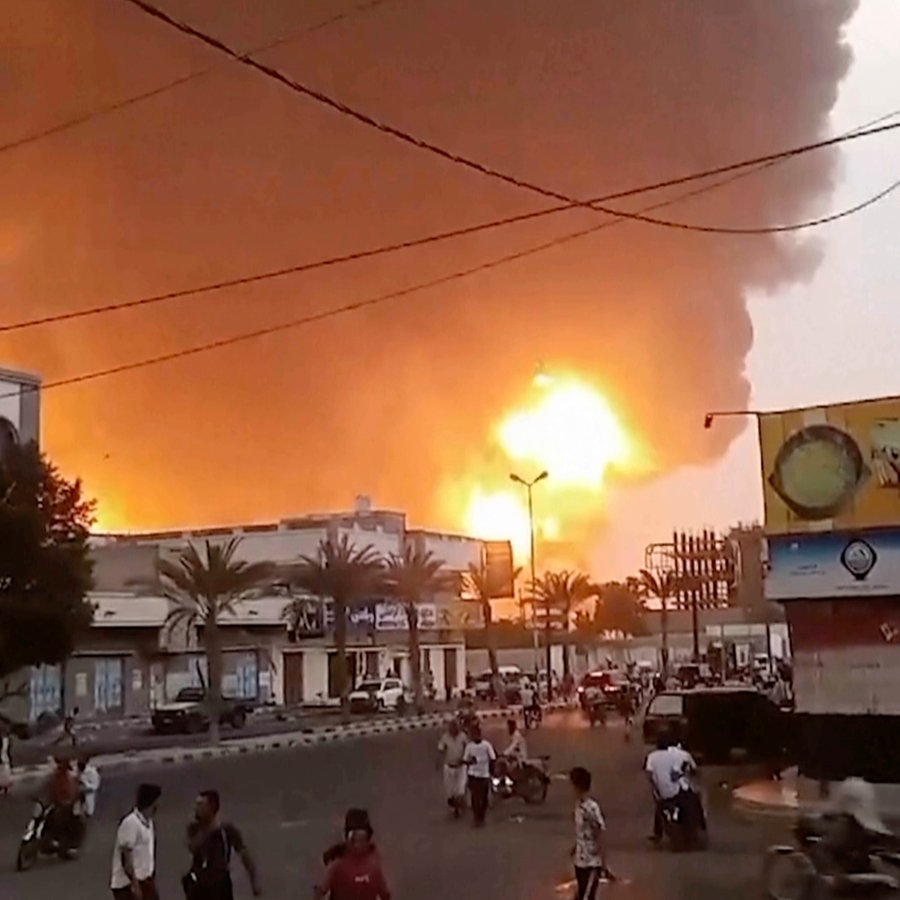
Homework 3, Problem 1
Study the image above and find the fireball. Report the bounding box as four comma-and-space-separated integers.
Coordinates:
462, 372, 632, 562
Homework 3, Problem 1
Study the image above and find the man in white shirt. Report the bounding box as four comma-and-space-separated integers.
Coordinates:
110, 782, 161, 900
463, 722, 496, 827
77, 754, 101, 820
437, 719, 468, 817
645, 733, 680, 843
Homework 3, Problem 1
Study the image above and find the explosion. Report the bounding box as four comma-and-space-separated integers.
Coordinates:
462, 372, 633, 562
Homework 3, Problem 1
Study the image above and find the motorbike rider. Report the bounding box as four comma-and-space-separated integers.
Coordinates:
811, 778, 893, 876
496, 718, 529, 794
38, 754, 82, 856
666, 727, 706, 838
644, 731, 680, 843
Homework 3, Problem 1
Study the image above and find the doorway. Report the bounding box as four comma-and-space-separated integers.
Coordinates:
443, 648, 458, 696
283, 653, 304, 706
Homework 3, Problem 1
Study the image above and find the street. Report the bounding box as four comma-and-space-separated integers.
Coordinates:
0, 711, 788, 900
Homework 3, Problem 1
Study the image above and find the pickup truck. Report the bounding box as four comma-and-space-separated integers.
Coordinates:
151, 687, 253, 735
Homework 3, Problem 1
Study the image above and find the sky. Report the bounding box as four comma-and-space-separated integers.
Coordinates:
2, 0, 898, 578
592, 0, 900, 577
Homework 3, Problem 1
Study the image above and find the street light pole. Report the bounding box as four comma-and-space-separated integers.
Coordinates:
704, 408, 773, 671
511, 471, 550, 697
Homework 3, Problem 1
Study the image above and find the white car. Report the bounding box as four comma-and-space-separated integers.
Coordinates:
349, 677, 408, 713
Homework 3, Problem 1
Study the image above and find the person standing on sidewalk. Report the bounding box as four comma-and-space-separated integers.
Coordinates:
569, 767, 608, 900
463, 722, 495, 827
0, 721, 12, 795
183, 789, 261, 899
437, 719, 468, 818
110, 783, 161, 900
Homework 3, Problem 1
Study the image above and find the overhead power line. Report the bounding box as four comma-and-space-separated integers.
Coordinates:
6, 157, 899, 403
120, 0, 900, 233
0, 0, 400, 159
3, 114, 899, 334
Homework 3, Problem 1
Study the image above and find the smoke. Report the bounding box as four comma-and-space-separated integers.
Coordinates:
0, 0, 858, 534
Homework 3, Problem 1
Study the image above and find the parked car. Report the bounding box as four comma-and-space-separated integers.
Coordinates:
675, 663, 715, 689
642, 686, 792, 766
348, 678, 408, 713
151, 687, 253, 735
473, 666, 523, 703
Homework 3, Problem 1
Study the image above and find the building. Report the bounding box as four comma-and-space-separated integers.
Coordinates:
47, 503, 494, 721
0, 366, 40, 454
760, 397, 900, 786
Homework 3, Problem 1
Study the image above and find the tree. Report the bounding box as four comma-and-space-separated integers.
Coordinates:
285, 536, 384, 713
463, 561, 503, 702
0, 443, 94, 710
593, 580, 648, 638
531, 570, 592, 680
156, 538, 272, 745
384, 545, 450, 710
638, 569, 679, 676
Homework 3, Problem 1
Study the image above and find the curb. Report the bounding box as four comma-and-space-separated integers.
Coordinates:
7, 703, 568, 794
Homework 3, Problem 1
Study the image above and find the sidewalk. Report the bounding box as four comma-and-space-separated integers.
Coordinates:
733, 769, 900, 825
6, 702, 569, 796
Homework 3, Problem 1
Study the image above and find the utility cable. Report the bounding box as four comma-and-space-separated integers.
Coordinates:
3, 113, 899, 334
6, 158, 898, 401
120, 0, 900, 233
0, 0, 400, 159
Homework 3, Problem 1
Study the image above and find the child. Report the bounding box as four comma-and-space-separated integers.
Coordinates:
569, 767, 608, 900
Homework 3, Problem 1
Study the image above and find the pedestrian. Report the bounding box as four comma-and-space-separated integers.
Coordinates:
569, 767, 608, 900
0, 721, 12, 795
76, 753, 101, 819
183, 789, 261, 899
55, 706, 79, 749
110, 782, 161, 900
463, 721, 495, 827
315, 808, 391, 900
436, 719, 468, 818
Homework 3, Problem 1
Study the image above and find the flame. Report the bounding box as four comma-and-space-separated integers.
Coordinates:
462, 372, 631, 562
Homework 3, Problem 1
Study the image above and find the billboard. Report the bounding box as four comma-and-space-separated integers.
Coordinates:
484, 540, 515, 598
0, 367, 41, 463
767, 530, 900, 601
759, 397, 900, 535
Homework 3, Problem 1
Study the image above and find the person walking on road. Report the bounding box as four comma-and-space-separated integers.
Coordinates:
437, 719, 468, 818
110, 782, 161, 900
315, 808, 391, 900
463, 722, 496, 827
569, 767, 608, 900
183, 789, 261, 899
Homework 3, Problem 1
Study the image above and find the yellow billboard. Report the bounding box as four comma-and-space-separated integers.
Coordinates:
759, 397, 900, 534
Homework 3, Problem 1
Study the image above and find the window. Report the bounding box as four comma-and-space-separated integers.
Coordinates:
648, 694, 683, 717
386, 680, 401, 690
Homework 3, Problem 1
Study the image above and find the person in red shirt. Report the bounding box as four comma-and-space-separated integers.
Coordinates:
315, 809, 391, 900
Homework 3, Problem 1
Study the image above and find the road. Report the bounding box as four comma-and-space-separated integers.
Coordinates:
0, 711, 790, 900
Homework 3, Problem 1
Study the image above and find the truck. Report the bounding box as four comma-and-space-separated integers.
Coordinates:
150, 687, 253, 735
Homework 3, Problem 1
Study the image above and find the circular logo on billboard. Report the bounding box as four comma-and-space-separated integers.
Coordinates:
840, 538, 877, 581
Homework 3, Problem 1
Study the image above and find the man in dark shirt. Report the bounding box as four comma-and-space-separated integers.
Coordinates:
184, 789, 261, 899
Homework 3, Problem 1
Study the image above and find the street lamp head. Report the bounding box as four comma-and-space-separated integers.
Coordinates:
536, 470, 549, 483
703, 413, 714, 430
509, 473, 524, 485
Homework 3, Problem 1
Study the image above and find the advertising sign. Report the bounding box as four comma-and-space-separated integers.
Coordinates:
375, 602, 436, 631
484, 540, 515, 598
766, 530, 900, 600
759, 397, 900, 535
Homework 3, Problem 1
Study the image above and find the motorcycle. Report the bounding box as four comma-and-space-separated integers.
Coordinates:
17, 802, 85, 870
491, 756, 550, 805
657, 790, 707, 852
523, 705, 542, 730
764, 816, 900, 899
586, 701, 607, 728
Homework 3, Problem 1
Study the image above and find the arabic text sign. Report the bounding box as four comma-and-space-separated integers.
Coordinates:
766, 530, 900, 601
759, 398, 900, 534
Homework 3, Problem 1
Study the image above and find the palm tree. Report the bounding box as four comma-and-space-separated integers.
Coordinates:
638, 569, 679, 677
284, 536, 384, 713
157, 538, 272, 745
384, 546, 450, 711
531, 570, 592, 681
463, 561, 502, 702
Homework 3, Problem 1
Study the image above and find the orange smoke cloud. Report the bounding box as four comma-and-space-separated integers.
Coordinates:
0, 0, 857, 547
